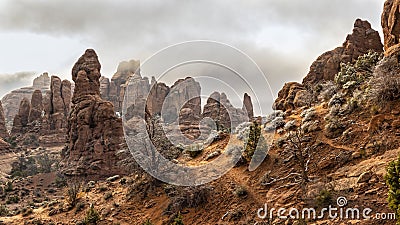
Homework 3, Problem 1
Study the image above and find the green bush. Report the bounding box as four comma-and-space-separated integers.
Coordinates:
316, 189, 333, 207
0, 205, 9, 216
83, 204, 100, 225
244, 121, 266, 162
335, 51, 382, 89
66, 181, 81, 208
385, 155, 400, 224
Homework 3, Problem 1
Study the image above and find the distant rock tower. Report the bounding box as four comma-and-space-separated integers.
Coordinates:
60, 49, 125, 178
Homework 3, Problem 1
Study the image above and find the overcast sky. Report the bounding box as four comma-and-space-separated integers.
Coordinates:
0, 0, 384, 114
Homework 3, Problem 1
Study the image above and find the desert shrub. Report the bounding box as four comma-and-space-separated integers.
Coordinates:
265, 110, 285, 123
300, 108, 316, 123
10, 153, 57, 178
284, 120, 297, 131
385, 155, 400, 224
165, 186, 210, 215
4, 181, 13, 192
6, 195, 19, 204
54, 174, 67, 188
75, 202, 85, 213
4, 136, 17, 148
36, 153, 56, 173
328, 93, 346, 107
324, 117, 346, 139
10, 156, 37, 177
301, 120, 320, 133
65, 181, 82, 208
0, 204, 9, 216
82, 204, 100, 225
369, 74, 400, 106
185, 144, 203, 158
22, 135, 39, 147
318, 81, 338, 102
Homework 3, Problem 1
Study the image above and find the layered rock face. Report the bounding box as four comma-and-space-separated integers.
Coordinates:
100, 60, 141, 113
273, 82, 306, 112
2, 73, 50, 130
302, 19, 383, 85
202, 92, 250, 130
146, 77, 170, 116
0, 102, 9, 140
382, 0, 400, 56
61, 49, 125, 178
242, 93, 254, 120
11, 98, 31, 135
46, 77, 71, 130
9, 76, 72, 147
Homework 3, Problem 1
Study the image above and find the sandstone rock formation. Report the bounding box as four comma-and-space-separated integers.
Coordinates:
46, 76, 71, 130
382, 0, 400, 56
2, 73, 50, 130
202, 92, 248, 130
28, 90, 43, 124
302, 19, 383, 85
0, 101, 9, 139
273, 82, 306, 112
242, 93, 254, 120
61, 49, 125, 178
100, 60, 140, 112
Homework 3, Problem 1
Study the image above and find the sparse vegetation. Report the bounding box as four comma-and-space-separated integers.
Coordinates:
0, 204, 9, 216
170, 212, 184, 225
244, 121, 264, 162
82, 204, 100, 225
104, 192, 113, 201
65, 181, 82, 208
385, 155, 400, 224
233, 185, 248, 198
142, 219, 154, 225
165, 186, 210, 215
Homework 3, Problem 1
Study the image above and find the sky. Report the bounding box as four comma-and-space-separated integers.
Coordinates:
0, 0, 384, 114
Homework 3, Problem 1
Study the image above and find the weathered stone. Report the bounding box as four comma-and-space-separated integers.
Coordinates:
28, 90, 43, 123
1, 72, 50, 130
61, 49, 125, 178
382, 0, 400, 56
11, 98, 31, 135
302, 19, 383, 85
0, 101, 9, 139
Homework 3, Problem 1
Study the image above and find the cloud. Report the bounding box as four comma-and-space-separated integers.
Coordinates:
0, 0, 385, 112
0, 72, 36, 97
